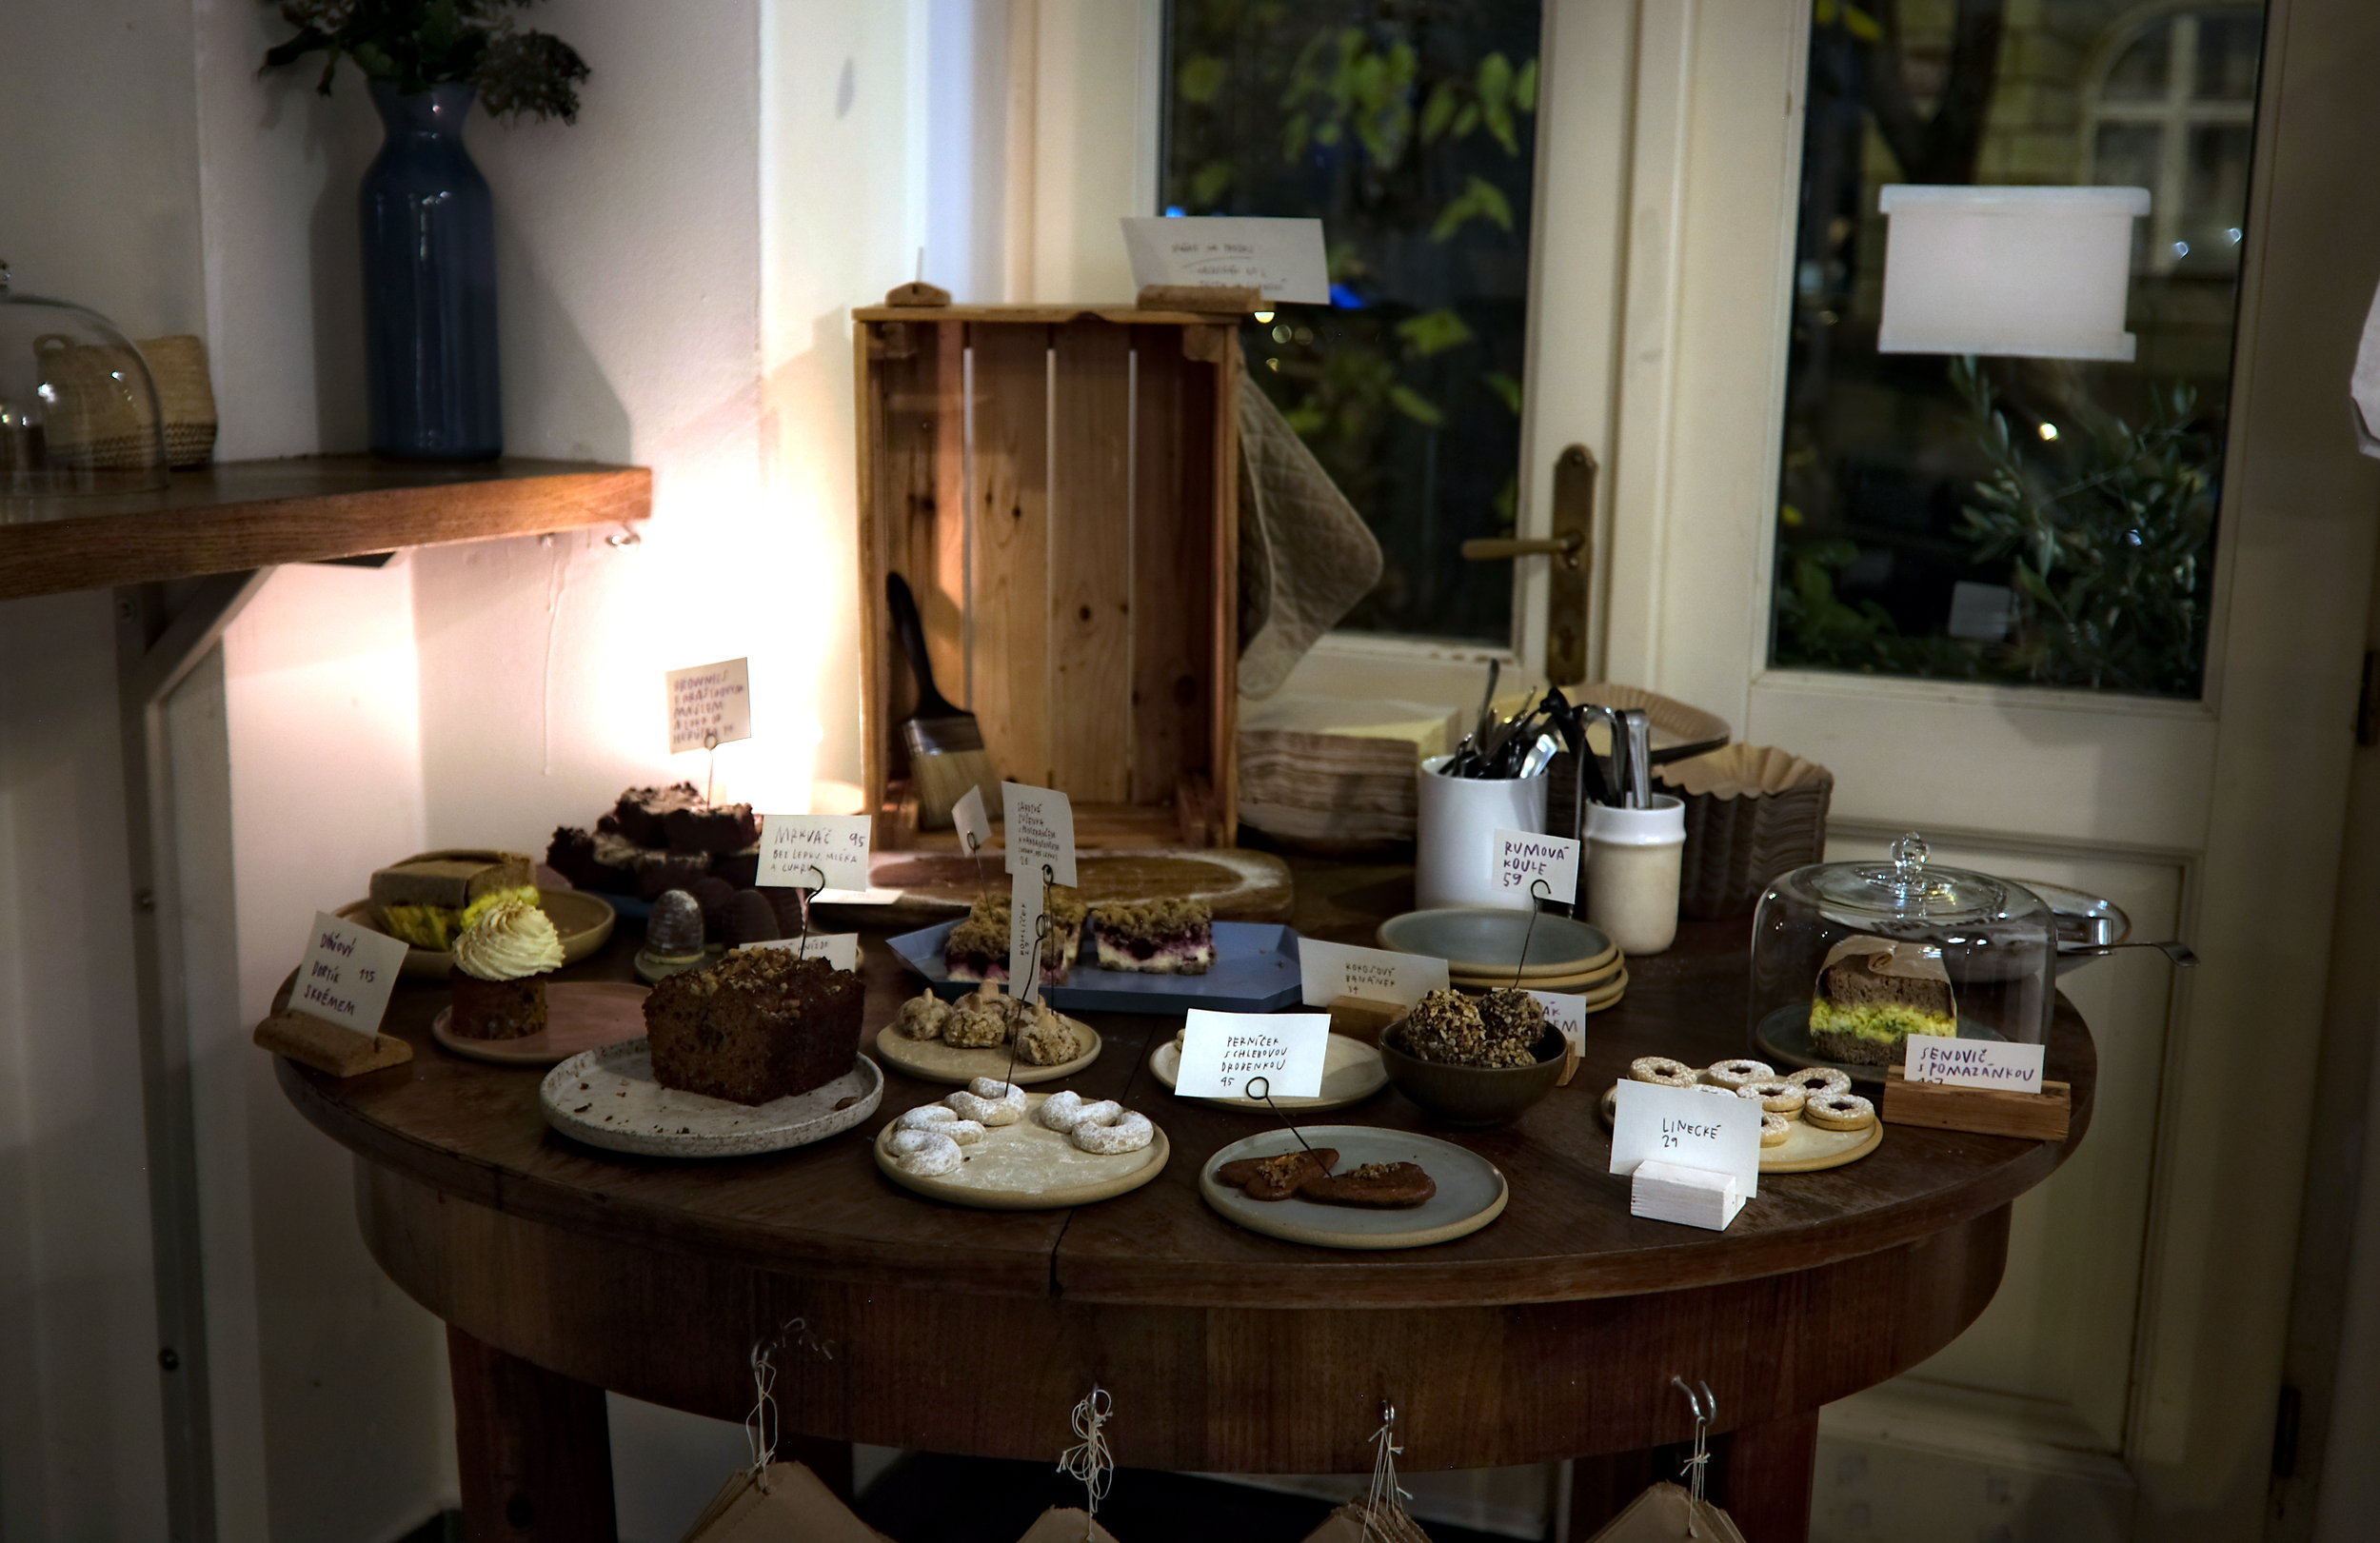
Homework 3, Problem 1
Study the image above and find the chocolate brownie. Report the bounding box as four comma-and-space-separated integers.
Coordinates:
611, 783, 704, 847
644, 949, 863, 1105
662, 801, 759, 855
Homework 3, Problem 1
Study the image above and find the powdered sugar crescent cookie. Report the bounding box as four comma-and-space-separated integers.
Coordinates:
894, 1104, 960, 1132
1036, 1090, 1091, 1132
1760, 1111, 1792, 1147
1629, 1057, 1697, 1087
947, 1078, 1027, 1126
941, 1119, 988, 1146
1737, 1079, 1807, 1116
1787, 1066, 1853, 1098
1072, 1107, 1154, 1155
1804, 1092, 1876, 1132
886, 1129, 963, 1175
1704, 1058, 1775, 1091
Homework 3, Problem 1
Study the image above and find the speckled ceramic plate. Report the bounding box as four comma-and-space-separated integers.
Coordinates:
431, 979, 650, 1067
1148, 1032, 1388, 1112
1199, 1126, 1509, 1250
872, 1091, 1169, 1209
541, 1042, 882, 1158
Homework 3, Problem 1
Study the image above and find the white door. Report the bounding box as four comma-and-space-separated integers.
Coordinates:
1012, 0, 1635, 709
1605, 0, 2380, 1536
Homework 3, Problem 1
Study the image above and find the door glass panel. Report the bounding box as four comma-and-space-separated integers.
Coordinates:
1160, 0, 1544, 645
1771, 5, 2265, 698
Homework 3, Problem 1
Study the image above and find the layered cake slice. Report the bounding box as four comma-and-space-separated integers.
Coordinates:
1086, 899, 1215, 975
645, 948, 863, 1105
942, 891, 1086, 984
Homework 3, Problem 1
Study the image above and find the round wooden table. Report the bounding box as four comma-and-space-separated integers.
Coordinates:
276, 863, 2092, 1542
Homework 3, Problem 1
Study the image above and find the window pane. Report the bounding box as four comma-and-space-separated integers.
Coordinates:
2194, 14, 2264, 100
2101, 23, 2172, 102
1769, 4, 2266, 700
1160, 0, 1543, 644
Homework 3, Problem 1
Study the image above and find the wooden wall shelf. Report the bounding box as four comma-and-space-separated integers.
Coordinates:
0, 455, 651, 602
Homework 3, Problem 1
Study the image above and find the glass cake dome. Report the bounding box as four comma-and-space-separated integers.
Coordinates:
0, 263, 169, 511
1748, 833, 2056, 1082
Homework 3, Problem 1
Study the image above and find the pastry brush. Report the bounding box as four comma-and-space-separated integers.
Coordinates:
886, 572, 1001, 830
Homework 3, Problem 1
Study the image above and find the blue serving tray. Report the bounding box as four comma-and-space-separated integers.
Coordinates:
886, 920, 1304, 1015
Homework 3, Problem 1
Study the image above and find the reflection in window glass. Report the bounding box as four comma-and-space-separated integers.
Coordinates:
1771, 3, 2264, 698
1160, 0, 1543, 644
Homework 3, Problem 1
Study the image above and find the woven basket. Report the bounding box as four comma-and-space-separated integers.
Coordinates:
1654, 744, 1834, 919
139, 334, 217, 468
33, 332, 158, 468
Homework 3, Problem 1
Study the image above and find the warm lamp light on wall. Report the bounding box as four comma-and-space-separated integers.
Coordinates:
1876, 185, 2152, 361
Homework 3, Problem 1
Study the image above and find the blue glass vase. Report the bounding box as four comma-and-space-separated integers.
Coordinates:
361, 80, 502, 461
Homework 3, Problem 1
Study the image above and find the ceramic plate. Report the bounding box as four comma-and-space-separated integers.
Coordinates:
338, 887, 617, 979
1199, 1126, 1509, 1250
431, 979, 650, 1066
887, 921, 1303, 1014
870, 1014, 1102, 1086
542, 1042, 882, 1157
872, 1091, 1168, 1209
1377, 908, 1618, 979
1450, 966, 1628, 1000
1148, 1033, 1388, 1112
1597, 1081, 1882, 1172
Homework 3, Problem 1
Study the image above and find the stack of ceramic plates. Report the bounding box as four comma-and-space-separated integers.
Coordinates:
1376, 907, 1629, 1011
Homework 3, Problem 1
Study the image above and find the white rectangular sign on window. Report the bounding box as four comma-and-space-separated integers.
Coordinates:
1121, 216, 1329, 305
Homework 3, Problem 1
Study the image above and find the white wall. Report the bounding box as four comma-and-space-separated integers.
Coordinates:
0, 3, 206, 1537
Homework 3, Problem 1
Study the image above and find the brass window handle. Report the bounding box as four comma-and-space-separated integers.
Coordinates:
1460, 530, 1586, 568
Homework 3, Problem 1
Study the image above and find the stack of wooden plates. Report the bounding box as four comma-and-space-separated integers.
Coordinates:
1376, 907, 1629, 1011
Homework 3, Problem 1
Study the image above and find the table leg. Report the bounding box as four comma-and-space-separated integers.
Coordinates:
447, 1325, 619, 1542
1715, 1409, 1817, 1540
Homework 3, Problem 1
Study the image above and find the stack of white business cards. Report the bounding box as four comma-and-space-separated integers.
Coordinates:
1629, 1159, 1746, 1231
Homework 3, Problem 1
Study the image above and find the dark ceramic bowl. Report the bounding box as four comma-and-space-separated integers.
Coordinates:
1378, 1022, 1567, 1127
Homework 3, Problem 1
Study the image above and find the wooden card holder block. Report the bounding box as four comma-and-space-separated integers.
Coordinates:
854, 300, 1242, 852
1879, 1066, 2072, 1141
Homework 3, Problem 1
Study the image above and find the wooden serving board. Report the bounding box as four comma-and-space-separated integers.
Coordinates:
843, 847, 1294, 927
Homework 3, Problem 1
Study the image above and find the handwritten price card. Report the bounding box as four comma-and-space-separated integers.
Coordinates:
1905, 1036, 2046, 1095
1174, 1008, 1330, 1098
1495, 828, 1580, 905
291, 911, 409, 1038
741, 933, 862, 972
1298, 939, 1449, 1008
1609, 1080, 1761, 1197
665, 657, 752, 754
1527, 990, 1588, 1055
952, 784, 992, 855
1001, 782, 1077, 887
1121, 216, 1329, 304
757, 813, 872, 890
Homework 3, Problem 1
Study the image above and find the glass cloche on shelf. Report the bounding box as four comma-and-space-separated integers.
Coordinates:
1749, 833, 2055, 1081
0, 262, 169, 509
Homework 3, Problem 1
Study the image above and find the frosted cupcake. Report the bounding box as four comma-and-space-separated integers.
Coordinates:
448, 899, 565, 1039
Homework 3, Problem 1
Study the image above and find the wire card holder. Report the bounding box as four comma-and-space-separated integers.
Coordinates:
673, 1319, 872, 1543
1294, 1403, 1434, 1543
1013, 1385, 1124, 1543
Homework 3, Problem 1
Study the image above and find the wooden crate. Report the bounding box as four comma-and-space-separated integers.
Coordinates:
853, 301, 1242, 850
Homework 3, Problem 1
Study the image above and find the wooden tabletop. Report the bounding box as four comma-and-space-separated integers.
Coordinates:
277, 858, 2094, 1313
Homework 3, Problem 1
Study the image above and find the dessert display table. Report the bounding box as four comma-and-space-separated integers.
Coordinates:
273, 858, 2094, 1542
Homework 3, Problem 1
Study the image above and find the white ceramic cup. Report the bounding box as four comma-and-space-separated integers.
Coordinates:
1415, 754, 1552, 911
1586, 796, 1686, 955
